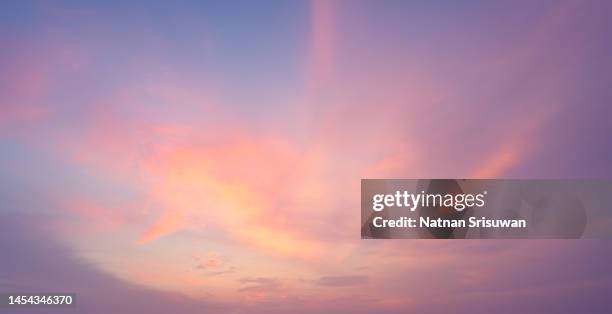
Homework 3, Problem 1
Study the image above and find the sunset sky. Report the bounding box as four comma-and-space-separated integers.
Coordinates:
1, 1, 612, 313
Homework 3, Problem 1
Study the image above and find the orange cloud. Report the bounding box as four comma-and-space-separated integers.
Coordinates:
137, 210, 184, 244
136, 133, 332, 260
472, 142, 521, 178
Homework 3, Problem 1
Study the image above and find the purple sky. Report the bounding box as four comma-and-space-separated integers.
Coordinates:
1, 0, 612, 313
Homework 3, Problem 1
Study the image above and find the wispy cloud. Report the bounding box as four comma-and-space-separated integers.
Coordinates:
315, 276, 369, 287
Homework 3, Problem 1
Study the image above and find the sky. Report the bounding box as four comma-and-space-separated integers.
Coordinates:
1, 0, 612, 313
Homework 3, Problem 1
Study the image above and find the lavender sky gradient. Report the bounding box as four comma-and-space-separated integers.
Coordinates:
1, 1, 612, 313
